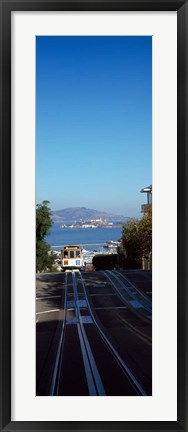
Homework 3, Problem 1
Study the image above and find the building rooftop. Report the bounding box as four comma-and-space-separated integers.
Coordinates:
140, 185, 152, 193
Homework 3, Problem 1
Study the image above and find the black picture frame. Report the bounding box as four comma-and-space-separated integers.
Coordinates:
0, 1, 187, 431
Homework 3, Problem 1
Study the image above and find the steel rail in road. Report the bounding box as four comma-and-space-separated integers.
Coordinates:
72, 272, 106, 396
103, 271, 152, 323
113, 270, 152, 305
107, 270, 152, 313
49, 272, 68, 396
78, 272, 147, 396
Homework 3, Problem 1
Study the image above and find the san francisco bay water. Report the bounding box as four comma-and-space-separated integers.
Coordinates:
46, 223, 122, 252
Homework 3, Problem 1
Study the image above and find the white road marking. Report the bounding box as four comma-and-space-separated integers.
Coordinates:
36, 308, 60, 315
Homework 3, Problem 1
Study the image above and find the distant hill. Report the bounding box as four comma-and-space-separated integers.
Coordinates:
52, 207, 127, 223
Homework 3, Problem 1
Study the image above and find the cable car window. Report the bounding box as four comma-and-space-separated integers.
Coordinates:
76, 250, 81, 257
70, 251, 75, 258
64, 250, 68, 257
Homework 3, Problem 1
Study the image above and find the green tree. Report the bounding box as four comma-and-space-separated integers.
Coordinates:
121, 205, 152, 266
138, 205, 152, 257
36, 200, 54, 272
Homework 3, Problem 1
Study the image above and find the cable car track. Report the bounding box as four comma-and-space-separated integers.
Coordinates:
81, 270, 152, 393
76, 271, 147, 396
113, 270, 152, 305
71, 271, 106, 395
103, 270, 152, 323
50, 271, 106, 395
37, 270, 151, 396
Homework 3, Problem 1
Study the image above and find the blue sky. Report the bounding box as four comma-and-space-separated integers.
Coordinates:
36, 36, 152, 217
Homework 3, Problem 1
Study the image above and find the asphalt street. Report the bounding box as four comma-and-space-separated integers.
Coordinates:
36, 269, 152, 396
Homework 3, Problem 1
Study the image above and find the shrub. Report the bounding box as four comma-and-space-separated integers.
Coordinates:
92, 254, 118, 270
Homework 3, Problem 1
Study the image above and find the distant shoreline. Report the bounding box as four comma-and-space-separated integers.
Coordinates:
59, 225, 123, 229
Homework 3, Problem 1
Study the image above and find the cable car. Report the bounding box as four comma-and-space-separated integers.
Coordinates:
61, 245, 85, 271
